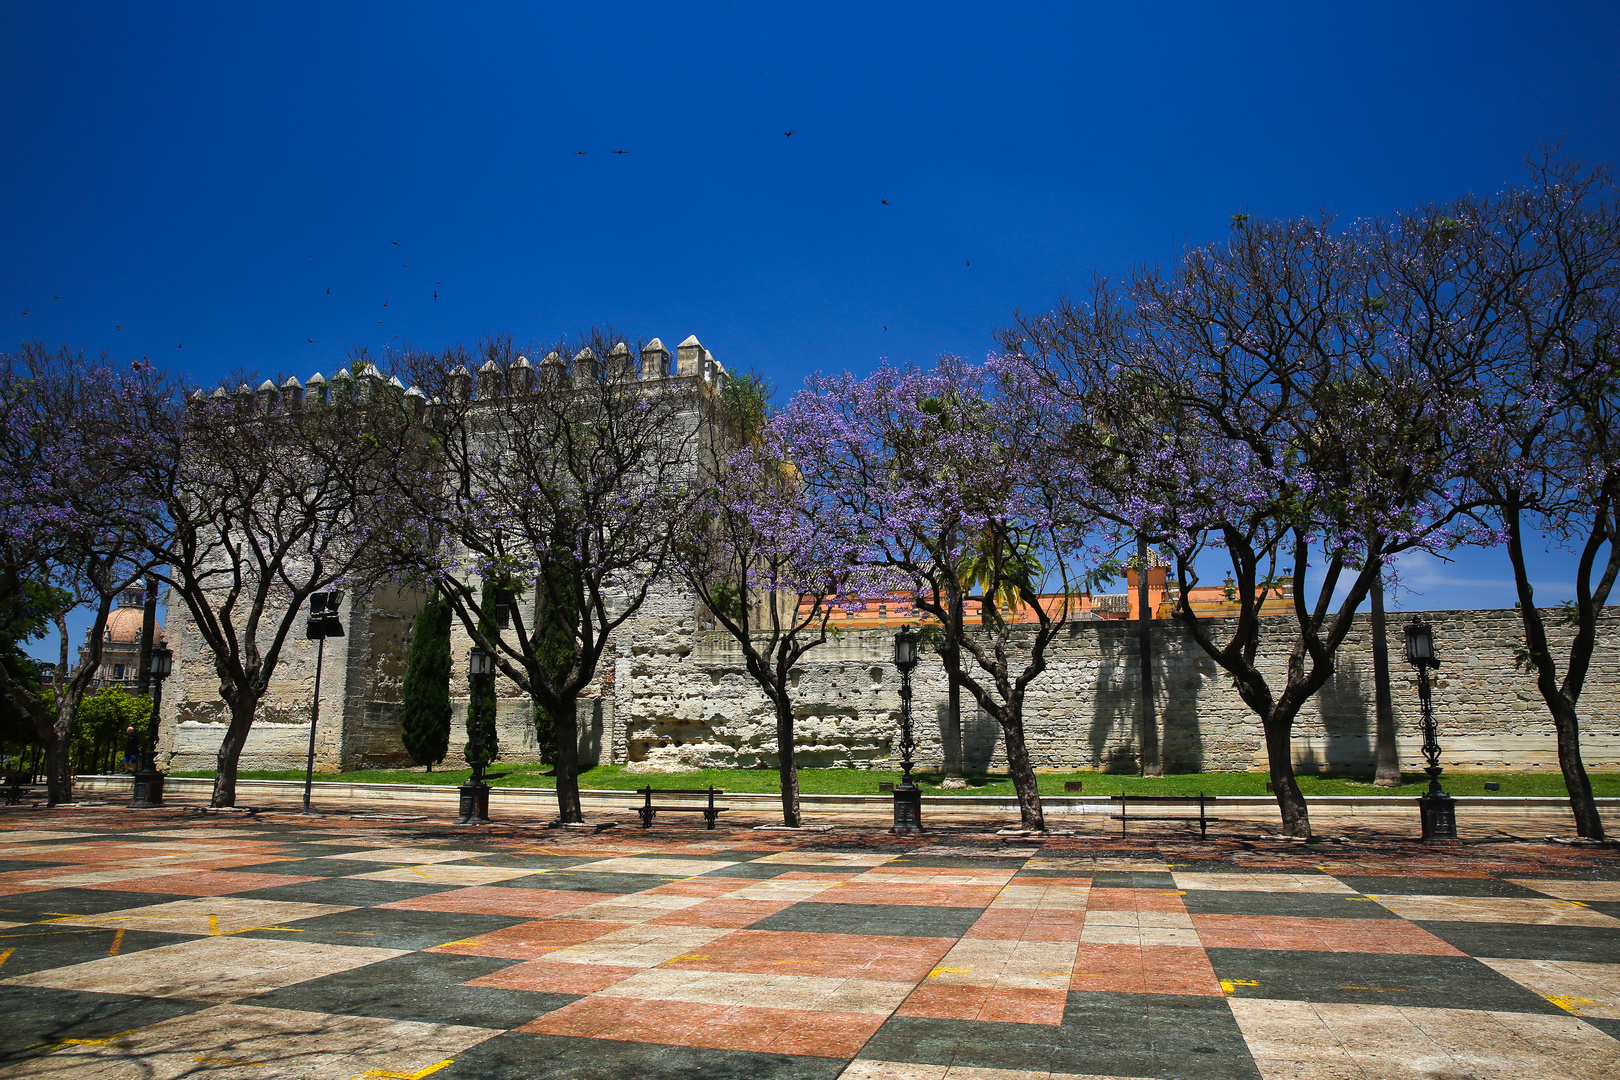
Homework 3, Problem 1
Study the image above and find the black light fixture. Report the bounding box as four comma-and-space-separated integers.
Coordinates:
302, 593, 344, 814
132, 643, 173, 808
460, 645, 493, 825
890, 625, 922, 834
1404, 617, 1455, 839
307, 591, 345, 640
1404, 619, 1436, 668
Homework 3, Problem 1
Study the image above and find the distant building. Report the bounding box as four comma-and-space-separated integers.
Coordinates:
77, 588, 166, 690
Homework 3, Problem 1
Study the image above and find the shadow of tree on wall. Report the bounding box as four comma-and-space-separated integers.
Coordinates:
1087, 625, 1208, 773
1298, 653, 1372, 775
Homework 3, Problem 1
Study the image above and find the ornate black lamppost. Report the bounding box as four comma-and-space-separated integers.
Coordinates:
1404, 618, 1456, 839
459, 645, 493, 825
132, 644, 172, 807
891, 626, 923, 833
302, 592, 344, 814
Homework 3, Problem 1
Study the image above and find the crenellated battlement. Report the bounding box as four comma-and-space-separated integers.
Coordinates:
188, 335, 730, 420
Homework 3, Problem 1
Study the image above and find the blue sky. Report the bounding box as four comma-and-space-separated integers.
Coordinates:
4, 2, 1618, 659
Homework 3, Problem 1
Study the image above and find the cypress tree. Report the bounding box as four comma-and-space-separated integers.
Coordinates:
532, 550, 576, 769
400, 591, 452, 770
466, 579, 502, 767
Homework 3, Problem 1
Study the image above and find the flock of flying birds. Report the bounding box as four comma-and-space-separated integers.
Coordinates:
20, 129, 970, 346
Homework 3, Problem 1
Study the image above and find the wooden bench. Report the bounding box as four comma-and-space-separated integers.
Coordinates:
637, 786, 727, 830
1110, 793, 1219, 839
3, 772, 35, 806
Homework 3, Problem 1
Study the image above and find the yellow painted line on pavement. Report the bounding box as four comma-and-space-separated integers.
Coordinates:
0, 947, 13, 968
356, 1059, 455, 1079
47, 1027, 140, 1048
1547, 994, 1595, 1013
1219, 979, 1257, 995
929, 968, 970, 977
209, 915, 220, 935
107, 929, 125, 956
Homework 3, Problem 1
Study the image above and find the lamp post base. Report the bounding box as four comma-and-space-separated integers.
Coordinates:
891, 783, 923, 834
1419, 793, 1456, 840
457, 782, 491, 825
131, 771, 165, 808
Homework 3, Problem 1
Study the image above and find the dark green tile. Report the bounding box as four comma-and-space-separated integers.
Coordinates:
0, 859, 72, 873
859, 1015, 1061, 1072
236, 876, 458, 906
1091, 871, 1177, 889
862, 994, 1262, 1080
1582, 1016, 1620, 1041
1057, 992, 1260, 1079
1206, 947, 1568, 1012
219, 856, 342, 876
698, 862, 811, 880
501, 871, 677, 894
444, 1032, 847, 1080
1183, 891, 1400, 919
1338, 876, 1550, 899
245, 951, 568, 1029
0, 888, 169, 922
1415, 921, 1620, 964
1013, 868, 1095, 880
240, 907, 527, 951
0, 925, 194, 976
0, 987, 209, 1064
747, 901, 981, 938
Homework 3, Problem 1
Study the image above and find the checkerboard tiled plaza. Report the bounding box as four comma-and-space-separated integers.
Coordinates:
3, 812, 1620, 1079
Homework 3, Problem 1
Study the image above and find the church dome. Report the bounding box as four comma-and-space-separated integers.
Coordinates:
104, 605, 166, 645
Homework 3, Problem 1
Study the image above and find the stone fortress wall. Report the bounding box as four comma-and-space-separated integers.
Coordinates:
155, 332, 723, 774
151, 333, 1620, 777
161, 578, 1620, 776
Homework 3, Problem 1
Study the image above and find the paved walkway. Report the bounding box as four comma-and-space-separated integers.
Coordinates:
1, 807, 1618, 1079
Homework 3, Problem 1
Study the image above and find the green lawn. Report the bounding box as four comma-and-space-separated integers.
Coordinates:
164, 763, 1620, 798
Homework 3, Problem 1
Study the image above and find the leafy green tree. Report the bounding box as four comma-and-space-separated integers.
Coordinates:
399, 590, 452, 770
531, 553, 575, 769
72, 686, 152, 773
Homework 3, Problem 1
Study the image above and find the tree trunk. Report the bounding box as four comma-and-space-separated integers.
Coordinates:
1264, 710, 1311, 837
1369, 572, 1402, 787
774, 698, 801, 827
999, 706, 1046, 831
1549, 692, 1605, 840
211, 696, 260, 808
941, 597, 966, 788
553, 697, 582, 824
43, 725, 73, 805
1503, 503, 1605, 839
1137, 535, 1161, 776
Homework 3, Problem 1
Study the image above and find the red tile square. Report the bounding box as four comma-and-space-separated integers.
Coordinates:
521, 997, 880, 1058
430, 918, 629, 959
467, 959, 643, 994
963, 908, 1085, 941
381, 887, 618, 917
658, 929, 953, 981
1071, 943, 1220, 996
647, 898, 795, 928
1085, 887, 1187, 912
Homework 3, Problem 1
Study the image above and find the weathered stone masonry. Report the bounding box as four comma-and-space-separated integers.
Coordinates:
159, 590, 1619, 775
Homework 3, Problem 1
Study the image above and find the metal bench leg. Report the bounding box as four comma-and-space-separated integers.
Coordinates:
639, 808, 654, 828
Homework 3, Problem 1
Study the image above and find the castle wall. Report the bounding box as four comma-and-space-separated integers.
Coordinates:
610, 605, 1620, 776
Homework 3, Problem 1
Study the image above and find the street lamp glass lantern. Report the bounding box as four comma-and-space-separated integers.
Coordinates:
469, 645, 492, 677
893, 626, 918, 669
1404, 620, 1436, 666
148, 644, 173, 680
